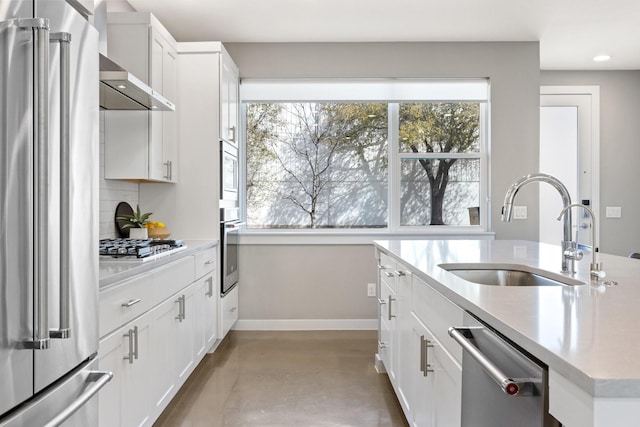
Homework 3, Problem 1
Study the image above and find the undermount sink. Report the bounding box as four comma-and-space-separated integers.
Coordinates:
439, 263, 584, 287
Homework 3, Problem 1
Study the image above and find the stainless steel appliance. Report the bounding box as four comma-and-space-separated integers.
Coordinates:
1, 1, 112, 425
220, 140, 239, 205
220, 208, 242, 296
449, 313, 560, 427
99, 238, 186, 262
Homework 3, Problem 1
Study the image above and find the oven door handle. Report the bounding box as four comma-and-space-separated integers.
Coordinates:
448, 327, 538, 397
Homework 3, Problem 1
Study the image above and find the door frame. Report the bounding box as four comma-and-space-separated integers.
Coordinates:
540, 85, 600, 248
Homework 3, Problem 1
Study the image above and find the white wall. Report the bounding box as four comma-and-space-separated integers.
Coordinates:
540, 70, 640, 256
225, 42, 541, 324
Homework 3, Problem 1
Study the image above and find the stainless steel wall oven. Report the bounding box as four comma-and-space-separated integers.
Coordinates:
220, 140, 239, 203
220, 208, 242, 296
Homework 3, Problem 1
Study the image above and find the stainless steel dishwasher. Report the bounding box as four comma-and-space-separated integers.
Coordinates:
449, 313, 561, 427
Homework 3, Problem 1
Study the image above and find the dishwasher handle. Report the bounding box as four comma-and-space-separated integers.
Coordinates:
448, 326, 535, 397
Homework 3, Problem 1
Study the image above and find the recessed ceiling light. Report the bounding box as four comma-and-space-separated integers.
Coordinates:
117, 84, 127, 89
593, 54, 611, 62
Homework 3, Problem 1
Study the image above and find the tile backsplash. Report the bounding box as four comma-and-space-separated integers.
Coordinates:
99, 112, 139, 239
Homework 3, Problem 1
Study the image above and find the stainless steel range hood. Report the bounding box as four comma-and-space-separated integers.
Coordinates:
99, 54, 175, 111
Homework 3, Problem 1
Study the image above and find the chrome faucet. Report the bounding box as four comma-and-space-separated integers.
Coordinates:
502, 173, 575, 273
557, 203, 605, 280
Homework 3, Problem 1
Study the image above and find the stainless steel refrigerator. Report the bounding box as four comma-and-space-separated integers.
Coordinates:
1, 1, 112, 426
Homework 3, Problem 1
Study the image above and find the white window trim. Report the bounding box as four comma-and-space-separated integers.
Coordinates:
240, 78, 491, 239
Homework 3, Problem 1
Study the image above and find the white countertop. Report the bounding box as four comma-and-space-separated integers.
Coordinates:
99, 239, 218, 289
374, 239, 640, 398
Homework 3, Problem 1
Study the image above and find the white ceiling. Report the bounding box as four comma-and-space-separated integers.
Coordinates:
121, 0, 640, 70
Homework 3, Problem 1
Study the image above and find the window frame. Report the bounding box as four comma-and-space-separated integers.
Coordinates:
239, 79, 491, 238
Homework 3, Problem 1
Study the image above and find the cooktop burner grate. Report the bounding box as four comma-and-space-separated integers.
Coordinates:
99, 238, 185, 259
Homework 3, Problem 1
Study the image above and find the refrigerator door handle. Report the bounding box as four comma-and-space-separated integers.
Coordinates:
49, 32, 72, 340
43, 370, 113, 427
17, 17, 51, 350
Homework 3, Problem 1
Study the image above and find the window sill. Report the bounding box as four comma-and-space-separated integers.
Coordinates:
237, 227, 496, 245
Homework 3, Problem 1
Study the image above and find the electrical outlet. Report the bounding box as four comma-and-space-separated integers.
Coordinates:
367, 283, 376, 297
513, 205, 528, 220
606, 206, 622, 218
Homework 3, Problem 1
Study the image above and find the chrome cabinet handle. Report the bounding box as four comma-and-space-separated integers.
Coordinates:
175, 295, 185, 321
49, 32, 72, 341
394, 270, 406, 277
121, 298, 141, 308
46, 371, 113, 427
420, 335, 435, 377
449, 327, 535, 396
18, 18, 50, 350
378, 341, 388, 349
124, 328, 135, 364
132, 326, 139, 360
388, 296, 396, 320
205, 259, 215, 265
383, 271, 394, 278
205, 277, 214, 297
181, 295, 186, 319
377, 298, 387, 305
163, 160, 173, 180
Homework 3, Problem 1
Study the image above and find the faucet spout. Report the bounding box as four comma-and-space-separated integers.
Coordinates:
502, 173, 573, 272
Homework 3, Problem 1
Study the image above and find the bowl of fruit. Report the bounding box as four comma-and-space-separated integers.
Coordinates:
145, 220, 170, 239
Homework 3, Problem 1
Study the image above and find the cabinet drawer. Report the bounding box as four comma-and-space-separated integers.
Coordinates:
412, 275, 464, 364
194, 247, 216, 279
153, 257, 196, 303
379, 252, 398, 293
221, 285, 238, 337
99, 273, 154, 338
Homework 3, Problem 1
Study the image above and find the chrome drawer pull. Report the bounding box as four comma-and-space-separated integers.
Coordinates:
121, 298, 141, 308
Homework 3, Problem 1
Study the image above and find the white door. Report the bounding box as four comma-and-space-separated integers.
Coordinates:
540, 87, 600, 249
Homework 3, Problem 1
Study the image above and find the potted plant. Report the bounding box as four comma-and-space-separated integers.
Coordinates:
116, 204, 152, 239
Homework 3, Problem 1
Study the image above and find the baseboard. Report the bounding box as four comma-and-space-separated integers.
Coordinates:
233, 318, 378, 331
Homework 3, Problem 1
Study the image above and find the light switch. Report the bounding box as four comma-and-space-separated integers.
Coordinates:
606, 206, 622, 218
513, 205, 528, 220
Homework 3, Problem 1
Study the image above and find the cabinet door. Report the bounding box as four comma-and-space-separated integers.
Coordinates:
379, 279, 397, 384
395, 268, 413, 416
148, 29, 175, 182
220, 53, 239, 144
176, 286, 196, 383
193, 278, 207, 360
431, 340, 462, 427
162, 44, 178, 182
410, 314, 435, 427
202, 274, 218, 353
409, 313, 462, 427
98, 311, 153, 427
149, 297, 179, 418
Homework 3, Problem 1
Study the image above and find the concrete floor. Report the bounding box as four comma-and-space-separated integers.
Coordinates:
154, 330, 408, 427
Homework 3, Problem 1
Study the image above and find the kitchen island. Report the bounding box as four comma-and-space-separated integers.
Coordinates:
375, 239, 640, 427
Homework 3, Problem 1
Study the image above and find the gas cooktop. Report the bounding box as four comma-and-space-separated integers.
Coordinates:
99, 238, 186, 262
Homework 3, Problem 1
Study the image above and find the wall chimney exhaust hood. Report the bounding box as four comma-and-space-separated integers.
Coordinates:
99, 54, 175, 111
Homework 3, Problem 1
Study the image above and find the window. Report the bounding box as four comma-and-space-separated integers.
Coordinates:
242, 80, 488, 231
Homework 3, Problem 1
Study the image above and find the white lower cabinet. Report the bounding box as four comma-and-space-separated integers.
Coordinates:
409, 313, 461, 427
376, 249, 463, 427
99, 310, 153, 427
99, 247, 219, 427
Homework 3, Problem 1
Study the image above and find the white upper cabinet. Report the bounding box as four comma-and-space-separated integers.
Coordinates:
220, 50, 239, 145
104, 12, 178, 183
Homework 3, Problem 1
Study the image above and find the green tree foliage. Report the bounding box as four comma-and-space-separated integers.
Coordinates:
399, 103, 480, 225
